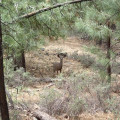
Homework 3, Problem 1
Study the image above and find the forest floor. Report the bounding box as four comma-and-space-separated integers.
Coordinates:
26, 36, 96, 77
9, 36, 120, 120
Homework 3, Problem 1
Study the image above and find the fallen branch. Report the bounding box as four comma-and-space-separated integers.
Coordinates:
32, 110, 57, 120
6, 89, 14, 109
13, 0, 92, 22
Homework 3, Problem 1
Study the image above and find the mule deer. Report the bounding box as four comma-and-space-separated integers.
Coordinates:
53, 53, 67, 74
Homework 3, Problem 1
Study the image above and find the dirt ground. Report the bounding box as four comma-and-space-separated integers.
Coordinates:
11, 36, 119, 120
25, 36, 94, 78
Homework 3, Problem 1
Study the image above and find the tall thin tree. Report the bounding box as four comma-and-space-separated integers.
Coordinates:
0, 4, 10, 120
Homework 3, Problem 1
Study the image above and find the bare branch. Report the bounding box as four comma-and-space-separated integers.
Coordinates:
12, 0, 92, 22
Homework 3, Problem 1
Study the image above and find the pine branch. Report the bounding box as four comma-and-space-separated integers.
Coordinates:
13, 0, 92, 22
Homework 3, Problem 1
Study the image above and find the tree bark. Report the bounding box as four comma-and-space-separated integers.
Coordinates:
106, 35, 111, 82
0, 15, 10, 120
21, 50, 26, 72
13, 50, 26, 72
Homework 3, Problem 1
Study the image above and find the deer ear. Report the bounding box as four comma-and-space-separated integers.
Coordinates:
64, 53, 67, 57
57, 54, 60, 58
57, 53, 62, 57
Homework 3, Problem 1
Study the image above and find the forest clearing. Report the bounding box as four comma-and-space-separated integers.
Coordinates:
0, 0, 120, 120
5, 37, 120, 120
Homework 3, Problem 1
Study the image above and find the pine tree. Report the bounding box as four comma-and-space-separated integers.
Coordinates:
75, 0, 120, 82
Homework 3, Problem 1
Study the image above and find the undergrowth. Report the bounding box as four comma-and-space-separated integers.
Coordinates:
70, 51, 120, 75
38, 73, 120, 119
4, 59, 37, 87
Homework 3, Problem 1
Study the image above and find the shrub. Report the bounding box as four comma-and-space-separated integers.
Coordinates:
70, 52, 95, 68
4, 59, 36, 87
39, 88, 63, 115
77, 54, 95, 68
38, 72, 120, 119
67, 97, 85, 116
39, 73, 101, 116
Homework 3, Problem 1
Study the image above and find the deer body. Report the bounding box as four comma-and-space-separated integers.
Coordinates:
53, 53, 67, 74
53, 59, 63, 74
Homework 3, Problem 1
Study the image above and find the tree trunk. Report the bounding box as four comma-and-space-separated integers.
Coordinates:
106, 35, 111, 83
0, 15, 10, 120
21, 50, 26, 72
14, 50, 26, 72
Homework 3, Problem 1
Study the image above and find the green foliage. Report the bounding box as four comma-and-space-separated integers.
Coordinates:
75, 0, 120, 40
1, 0, 82, 59
74, 0, 120, 83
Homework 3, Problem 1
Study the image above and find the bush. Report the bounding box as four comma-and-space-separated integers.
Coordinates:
39, 72, 120, 119
71, 51, 120, 75
70, 52, 95, 68
78, 54, 95, 68
67, 97, 85, 116
4, 59, 36, 87
39, 73, 101, 116
39, 88, 63, 115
